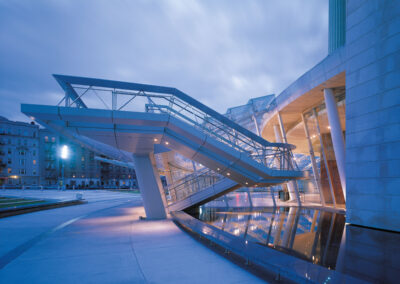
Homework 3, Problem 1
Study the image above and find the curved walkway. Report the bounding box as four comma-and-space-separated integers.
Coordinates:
0, 191, 264, 283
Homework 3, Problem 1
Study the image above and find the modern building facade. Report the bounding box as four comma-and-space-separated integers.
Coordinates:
259, 0, 400, 232
0, 116, 40, 186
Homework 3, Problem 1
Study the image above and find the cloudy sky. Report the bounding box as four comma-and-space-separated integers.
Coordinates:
0, 0, 328, 122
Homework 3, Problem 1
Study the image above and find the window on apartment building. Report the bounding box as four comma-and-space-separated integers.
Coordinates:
19, 169, 26, 175
24, 139, 27, 146
8, 168, 11, 174
51, 137, 55, 142
19, 150, 25, 156
7, 158, 11, 164
33, 160, 36, 165
33, 150, 36, 156
44, 136, 48, 142
23, 131, 28, 136
8, 148, 11, 154
33, 132, 36, 138
7, 128, 11, 134
20, 159, 25, 166
33, 170, 36, 175
7, 139, 11, 144
81, 156, 85, 161
17, 139, 21, 145
18, 129, 21, 135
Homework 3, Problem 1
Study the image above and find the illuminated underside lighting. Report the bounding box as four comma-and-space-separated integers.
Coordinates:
226, 172, 230, 176
154, 138, 158, 142
217, 168, 220, 171
245, 182, 248, 185
165, 141, 169, 145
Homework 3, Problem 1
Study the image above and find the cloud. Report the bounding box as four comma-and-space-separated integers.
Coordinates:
0, 0, 328, 121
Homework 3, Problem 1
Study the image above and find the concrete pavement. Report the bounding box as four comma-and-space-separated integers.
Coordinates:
0, 191, 264, 283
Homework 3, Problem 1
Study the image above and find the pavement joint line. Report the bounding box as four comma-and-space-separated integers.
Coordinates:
0, 199, 137, 270
128, 216, 149, 283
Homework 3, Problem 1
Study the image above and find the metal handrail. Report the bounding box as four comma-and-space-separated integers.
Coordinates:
167, 167, 224, 204
55, 75, 298, 172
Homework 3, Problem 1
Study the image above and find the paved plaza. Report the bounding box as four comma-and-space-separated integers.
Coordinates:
0, 190, 263, 284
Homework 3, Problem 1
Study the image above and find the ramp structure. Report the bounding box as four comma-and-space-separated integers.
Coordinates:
22, 75, 303, 218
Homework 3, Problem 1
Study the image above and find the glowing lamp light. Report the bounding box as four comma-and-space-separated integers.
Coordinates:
60, 145, 69, 160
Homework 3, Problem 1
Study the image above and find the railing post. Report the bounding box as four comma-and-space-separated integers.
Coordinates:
65, 95, 70, 107
112, 91, 117, 110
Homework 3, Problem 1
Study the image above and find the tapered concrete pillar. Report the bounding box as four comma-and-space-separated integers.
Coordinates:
133, 153, 168, 219
324, 88, 346, 201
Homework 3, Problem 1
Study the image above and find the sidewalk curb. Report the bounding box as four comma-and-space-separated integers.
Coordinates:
0, 200, 87, 218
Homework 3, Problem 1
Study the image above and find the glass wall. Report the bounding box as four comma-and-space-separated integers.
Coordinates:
302, 91, 346, 208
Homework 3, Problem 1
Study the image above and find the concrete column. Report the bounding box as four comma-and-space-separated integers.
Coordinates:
133, 153, 168, 219
324, 88, 346, 201
276, 113, 301, 205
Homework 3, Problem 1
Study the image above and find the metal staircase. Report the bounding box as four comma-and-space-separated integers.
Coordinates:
22, 75, 304, 212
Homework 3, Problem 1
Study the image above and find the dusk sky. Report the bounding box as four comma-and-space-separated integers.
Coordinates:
0, 0, 328, 122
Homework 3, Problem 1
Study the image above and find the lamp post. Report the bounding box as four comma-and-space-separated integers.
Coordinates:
60, 145, 69, 190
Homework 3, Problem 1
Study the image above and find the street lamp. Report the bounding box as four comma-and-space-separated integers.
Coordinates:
60, 145, 69, 190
